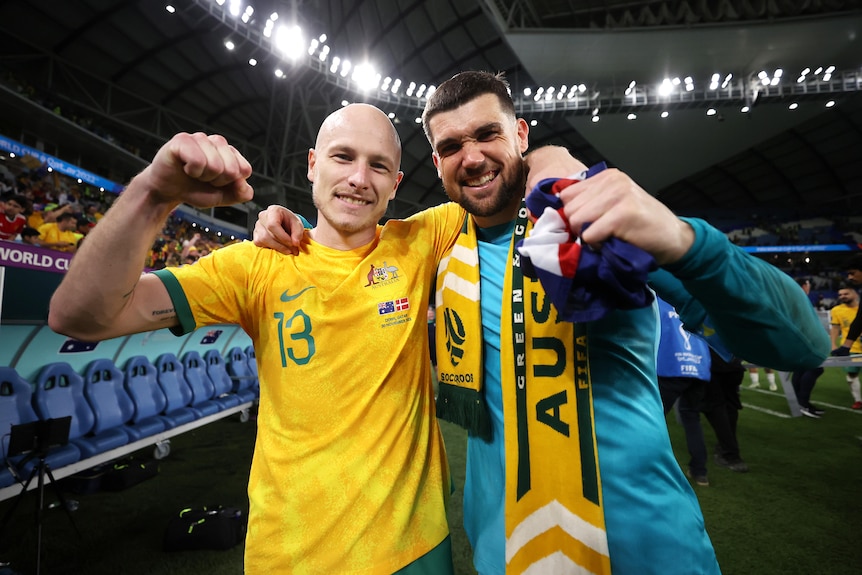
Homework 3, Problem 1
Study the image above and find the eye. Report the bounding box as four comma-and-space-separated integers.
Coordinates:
477, 129, 498, 142
437, 144, 459, 157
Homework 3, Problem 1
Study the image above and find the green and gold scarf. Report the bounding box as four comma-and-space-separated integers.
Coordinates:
435, 206, 611, 574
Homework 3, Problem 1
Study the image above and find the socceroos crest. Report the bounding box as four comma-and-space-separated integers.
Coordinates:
443, 308, 466, 365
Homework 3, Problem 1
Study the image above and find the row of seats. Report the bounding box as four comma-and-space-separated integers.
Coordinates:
0, 346, 258, 489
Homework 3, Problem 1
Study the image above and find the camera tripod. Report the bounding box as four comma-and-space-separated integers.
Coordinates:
1, 420, 80, 575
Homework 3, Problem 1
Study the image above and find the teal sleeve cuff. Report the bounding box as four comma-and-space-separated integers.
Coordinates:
152, 269, 197, 336
298, 214, 313, 229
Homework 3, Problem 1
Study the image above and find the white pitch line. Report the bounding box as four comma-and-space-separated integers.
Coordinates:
741, 403, 792, 418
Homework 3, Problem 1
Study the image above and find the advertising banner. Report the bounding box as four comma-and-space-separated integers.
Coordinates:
0, 239, 72, 274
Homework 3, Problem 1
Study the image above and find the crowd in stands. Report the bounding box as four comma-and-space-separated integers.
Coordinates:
0, 151, 238, 267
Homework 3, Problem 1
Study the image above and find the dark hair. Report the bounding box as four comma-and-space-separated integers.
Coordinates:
56, 212, 76, 223
21, 226, 39, 238
846, 254, 862, 273
794, 277, 810, 287
421, 71, 515, 144
3, 194, 29, 209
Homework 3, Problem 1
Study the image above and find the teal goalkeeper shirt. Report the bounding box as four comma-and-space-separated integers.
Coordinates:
460, 217, 828, 575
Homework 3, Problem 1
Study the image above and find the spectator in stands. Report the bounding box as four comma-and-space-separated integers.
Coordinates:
85, 201, 104, 221
19, 226, 40, 245
48, 109, 459, 574
30, 202, 72, 228
747, 366, 777, 391
0, 193, 28, 240
656, 297, 713, 486
792, 277, 826, 418
830, 284, 862, 409
37, 211, 78, 252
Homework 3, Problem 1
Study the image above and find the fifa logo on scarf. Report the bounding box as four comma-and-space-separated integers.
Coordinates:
443, 308, 466, 365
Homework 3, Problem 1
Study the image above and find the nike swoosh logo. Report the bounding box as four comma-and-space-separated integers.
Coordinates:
280, 286, 317, 302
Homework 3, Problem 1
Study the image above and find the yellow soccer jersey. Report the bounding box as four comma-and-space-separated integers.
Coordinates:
37, 222, 77, 251
154, 203, 464, 574
830, 304, 862, 353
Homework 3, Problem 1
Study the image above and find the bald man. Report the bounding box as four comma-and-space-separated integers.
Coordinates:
49, 105, 467, 573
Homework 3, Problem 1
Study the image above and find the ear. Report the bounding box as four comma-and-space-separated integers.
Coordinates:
390, 171, 404, 200
516, 118, 530, 154
306, 148, 316, 182
431, 153, 442, 179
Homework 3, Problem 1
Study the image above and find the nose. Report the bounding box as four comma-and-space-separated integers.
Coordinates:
347, 163, 370, 190
461, 141, 486, 168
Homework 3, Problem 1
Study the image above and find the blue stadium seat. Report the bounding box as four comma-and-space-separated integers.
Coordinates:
122, 356, 169, 437
83, 359, 134, 436
225, 347, 258, 402
33, 362, 127, 459
180, 351, 221, 417
203, 350, 243, 409
0, 367, 80, 488
154, 353, 198, 427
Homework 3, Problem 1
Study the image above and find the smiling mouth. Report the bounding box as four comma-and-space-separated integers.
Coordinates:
336, 193, 371, 206
463, 171, 498, 187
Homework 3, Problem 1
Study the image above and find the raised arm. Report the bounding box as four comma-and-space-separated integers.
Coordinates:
524, 145, 829, 370
48, 132, 253, 342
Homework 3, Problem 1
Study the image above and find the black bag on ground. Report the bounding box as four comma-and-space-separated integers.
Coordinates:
163, 505, 247, 551
100, 455, 159, 491
62, 464, 108, 494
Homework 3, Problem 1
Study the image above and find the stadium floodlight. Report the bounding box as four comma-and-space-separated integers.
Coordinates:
659, 78, 674, 97
248, 58, 257, 66
352, 63, 379, 91
229, 0, 241, 17
224, 40, 235, 50
274, 24, 304, 61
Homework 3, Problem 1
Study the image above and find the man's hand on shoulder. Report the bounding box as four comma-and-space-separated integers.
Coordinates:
253, 205, 305, 256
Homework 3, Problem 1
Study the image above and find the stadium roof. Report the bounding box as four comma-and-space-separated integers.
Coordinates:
0, 0, 860, 223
